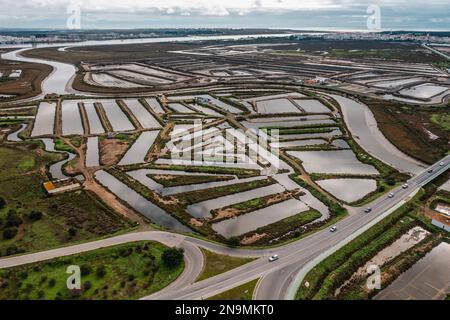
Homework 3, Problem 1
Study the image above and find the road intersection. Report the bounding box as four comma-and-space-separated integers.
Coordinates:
1, 155, 448, 300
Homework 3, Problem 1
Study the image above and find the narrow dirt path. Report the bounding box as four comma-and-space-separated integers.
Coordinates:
59, 136, 151, 229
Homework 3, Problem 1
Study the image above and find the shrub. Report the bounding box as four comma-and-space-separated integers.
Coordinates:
83, 281, 92, 291
28, 211, 43, 222
162, 248, 184, 268
0, 197, 6, 210
68, 228, 77, 237
96, 265, 106, 278
5, 210, 22, 228
80, 264, 92, 276
227, 237, 241, 247
48, 278, 56, 288
385, 177, 396, 186
119, 247, 133, 258
37, 290, 45, 299
3, 227, 18, 240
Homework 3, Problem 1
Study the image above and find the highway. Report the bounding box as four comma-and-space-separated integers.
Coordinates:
0, 156, 448, 300
145, 155, 449, 300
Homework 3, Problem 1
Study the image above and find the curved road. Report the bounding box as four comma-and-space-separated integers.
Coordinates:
0, 42, 447, 300
0, 156, 448, 301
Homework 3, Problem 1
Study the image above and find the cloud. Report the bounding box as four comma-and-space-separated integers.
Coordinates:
0, 0, 448, 29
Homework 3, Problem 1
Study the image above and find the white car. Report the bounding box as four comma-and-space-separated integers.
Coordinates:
440, 162, 445, 166
388, 193, 395, 198
330, 226, 337, 233
268, 255, 279, 262
402, 184, 409, 189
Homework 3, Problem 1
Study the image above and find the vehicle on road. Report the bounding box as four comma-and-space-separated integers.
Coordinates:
364, 208, 372, 213
268, 255, 279, 262
388, 193, 395, 198
330, 226, 337, 232
428, 169, 434, 173
402, 184, 409, 189
440, 162, 445, 166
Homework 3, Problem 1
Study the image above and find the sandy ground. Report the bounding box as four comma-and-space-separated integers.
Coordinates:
100, 139, 129, 166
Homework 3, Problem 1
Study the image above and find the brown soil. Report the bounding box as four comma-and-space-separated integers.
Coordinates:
241, 233, 267, 245
0, 61, 52, 102
190, 218, 204, 227
57, 136, 149, 228
213, 208, 240, 221
100, 139, 129, 166
153, 174, 176, 181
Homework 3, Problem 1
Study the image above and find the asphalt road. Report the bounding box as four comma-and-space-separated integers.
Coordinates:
0, 157, 448, 300
145, 156, 450, 300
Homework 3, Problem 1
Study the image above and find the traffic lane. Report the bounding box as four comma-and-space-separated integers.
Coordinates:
186, 237, 269, 258
254, 262, 313, 300
154, 197, 410, 300
143, 241, 204, 300
0, 231, 187, 269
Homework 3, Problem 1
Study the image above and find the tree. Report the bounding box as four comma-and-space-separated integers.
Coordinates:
80, 264, 91, 276
227, 237, 240, 247
5, 210, 22, 228
0, 197, 6, 210
96, 265, 106, 278
386, 177, 396, 186
68, 228, 77, 237
28, 211, 43, 222
83, 281, 92, 291
48, 279, 56, 288
162, 248, 184, 268
3, 228, 18, 240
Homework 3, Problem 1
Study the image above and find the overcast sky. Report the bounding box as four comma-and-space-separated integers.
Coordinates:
0, 0, 449, 30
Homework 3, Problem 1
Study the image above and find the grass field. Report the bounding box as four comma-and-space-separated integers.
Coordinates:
363, 99, 450, 164
196, 249, 255, 282
0, 144, 131, 257
208, 279, 258, 300
431, 113, 450, 131
54, 138, 75, 153
0, 241, 184, 300
148, 174, 234, 188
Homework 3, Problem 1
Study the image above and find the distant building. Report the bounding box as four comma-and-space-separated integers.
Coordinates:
9, 69, 22, 78
43, 178, 81, 195
305, 77, 328, 85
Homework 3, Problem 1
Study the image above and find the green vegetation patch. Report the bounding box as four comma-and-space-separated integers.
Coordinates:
148, 174, 234, 188
431, 113, 450, 131
208, 279, 258, 300
125, 163, 261, 179
0, 241, 184, 300
54, 138, 75, 153
242, 210, 322, 244
0, 145, 130, 257
176, 178, 275, 205
196, 249, 255, 282
296, 192, 423, 300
